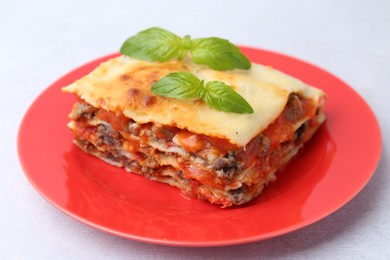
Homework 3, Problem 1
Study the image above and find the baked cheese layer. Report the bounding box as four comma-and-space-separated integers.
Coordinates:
62, 55, 325, 146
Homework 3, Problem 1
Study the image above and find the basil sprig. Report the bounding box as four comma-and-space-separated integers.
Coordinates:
151, 72, 254, 114
120, 27, 251, 71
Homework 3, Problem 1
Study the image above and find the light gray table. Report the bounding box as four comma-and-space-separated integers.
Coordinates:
1, 1, 389, 259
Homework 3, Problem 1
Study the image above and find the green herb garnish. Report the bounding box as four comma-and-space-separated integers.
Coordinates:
120, 27, 251, 71
151, 72, 254, 114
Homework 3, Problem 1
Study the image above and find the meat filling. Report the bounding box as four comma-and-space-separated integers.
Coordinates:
68, 92, 324, 207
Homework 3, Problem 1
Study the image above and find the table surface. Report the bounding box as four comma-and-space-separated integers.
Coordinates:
2, 0, 389, 259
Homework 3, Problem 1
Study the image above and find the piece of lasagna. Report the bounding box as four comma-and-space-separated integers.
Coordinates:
62, 55, 326, 207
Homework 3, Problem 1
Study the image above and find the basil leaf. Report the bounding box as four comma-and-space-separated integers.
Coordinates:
203, 81, 254, 114
120, 28, 252, 70
120, 27, 184, 62
151, 72, 254, 114
151, 72, 203, 99
190, 37, 251, 70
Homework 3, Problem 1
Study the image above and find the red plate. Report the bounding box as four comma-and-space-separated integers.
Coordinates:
17, 47, 382, 246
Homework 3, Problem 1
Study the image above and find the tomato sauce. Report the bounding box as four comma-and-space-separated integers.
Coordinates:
96, 110, 130, 132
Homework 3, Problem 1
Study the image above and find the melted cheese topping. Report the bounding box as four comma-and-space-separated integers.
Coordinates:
62, 55, 325, 146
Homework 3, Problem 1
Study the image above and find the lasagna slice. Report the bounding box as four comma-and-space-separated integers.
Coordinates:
62, 55, 326, 207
